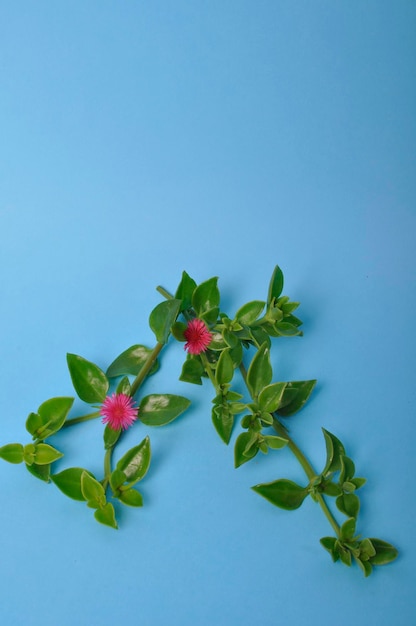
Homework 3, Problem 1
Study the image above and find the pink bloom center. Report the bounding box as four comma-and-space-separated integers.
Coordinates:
100, 393, 138, 431
184, 318, 212, 355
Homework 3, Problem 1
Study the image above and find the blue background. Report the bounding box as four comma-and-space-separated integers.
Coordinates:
1, 2, 415, 625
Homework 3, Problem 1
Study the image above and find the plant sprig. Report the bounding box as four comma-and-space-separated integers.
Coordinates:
0, 265, 399, 576
158, 265, 398, 576
0, 299, 190, 529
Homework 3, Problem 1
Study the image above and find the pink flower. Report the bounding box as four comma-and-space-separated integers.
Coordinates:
100, 393, 138, 431
184, 318, 212, 355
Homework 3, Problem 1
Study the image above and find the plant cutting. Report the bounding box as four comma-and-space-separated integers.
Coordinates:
0, 265, 398, 576
0, 298, 190, 529
157, 266, 398, 577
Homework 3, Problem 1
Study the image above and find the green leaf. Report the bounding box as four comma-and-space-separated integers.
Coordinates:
26, 462, 51, 482
338, 543, 352, 567
258, 382, 287, 413
208, 331, 228, 351
339, 455, 356, 484
107, 344, 159, 379
249, 326, 271, 349
273, 321, 302, 337
67, 354, 109, 403
229, 341, 243, 368
241, 414, 253, 429
192, 277, 220, 317
171, 321, 187, 342
212, 403, 234, 445
278, 297, 300, 316
368, 539, 399, 566
259, 441, 268, 454
81, 471, 106, 507
276, 380, 317, 417
259, 411, 274, 426
234, 301, 265, 325
267, 265, 284, 304
263, 435, 288, 450
336, 493, 360, 519
139, 394, 190, 426
264, 305, 284, 324
26, 397, 74, 440
179, 356, 204, 385
215, 349, 234, 386
37, 397, 75, 438
322, 429, 346, 475
223, 328, 238, 349
343, 481, 356, 493
229, 404, 245, 416
52, 467, 90, 501
320, 537, 339, 562
246, 343, 272, 399
234, 432, 259, 468
283, 313, 303, 327
118, 488, 143, 507
23, 443, 35, 465
25, 412, 43, 437
355, 557, 372, 577
228, 390, 244, 402
252, 478, 308, 510
110, 468, 127, 491
0, 443, 24, 464
175, 271, 197, 311
33, 443, 63, 465
359, 538, 376, 560
103, 425, 122, 450
340, 517, 356, 541
200, 307, 219, 325
149, 299, 181, 344
116, 436, 151, 483
351, 477, 367, 490
94, 502, 118, 529
321, 481, 342, 497
116, 376, 131, 396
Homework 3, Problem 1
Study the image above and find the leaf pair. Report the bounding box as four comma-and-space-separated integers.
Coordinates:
320, 528, 398, 577
51, 436, 151, 528
26, 397, 74, 440
0, 442, 62, 466
175, 273, 220, 326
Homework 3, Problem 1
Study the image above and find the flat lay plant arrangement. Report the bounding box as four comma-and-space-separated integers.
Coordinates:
0, 266, 398, 577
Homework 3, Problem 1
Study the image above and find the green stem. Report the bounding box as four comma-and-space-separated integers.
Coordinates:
239, 364, 341, 538
272, 418, 340, 536
104, 447, 112, 477
130, 342, 164, 397
316, 493, 341, 536
102, 339, 165, 490
128, 285, 181, 398
99, 316, 166, 495
63, 411, 101, 428
102, 447, 113, 491
156, 285, 173, 300
272, 419, 315, 481
200, 352, 220, 392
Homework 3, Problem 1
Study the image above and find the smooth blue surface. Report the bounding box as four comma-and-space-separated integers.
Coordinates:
1, 2, 415, 625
